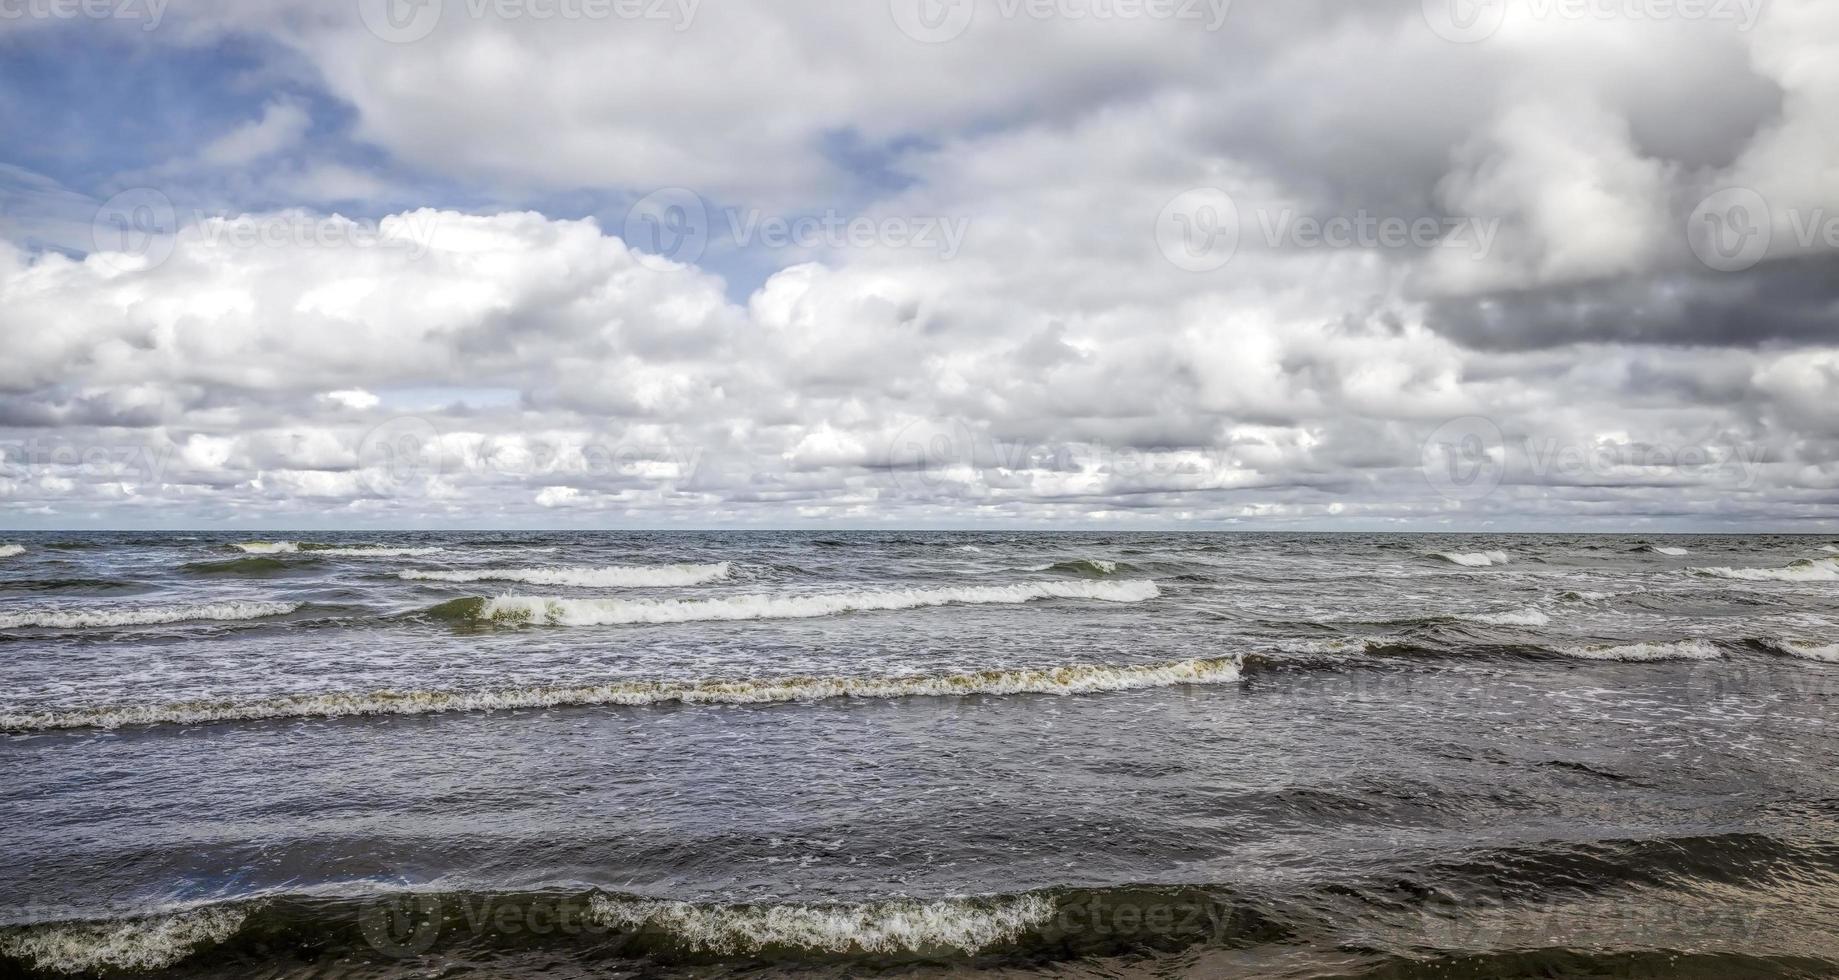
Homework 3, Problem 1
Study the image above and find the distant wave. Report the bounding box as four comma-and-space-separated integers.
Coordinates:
231, 541, 443, 557
0, 544, 24, 558
0, 656, 1239, 731
1691, 557, 1839, 582
0, 906, 248, 974
1429, 550, 1509, 567
1759, 638, 1839, 663
1825, 545, 1839, 554
1033, 558, 1132, 576
181, 556, 317, 576
1638, 545, 1690, 556
1458, 606, 1550, 627
401, 562, 731, 588
1556, 639, 1721, 662
431, 580, 1159, 626
0, 601, 299, 630
588, 892, 1054, 955
1556, 590, 1616, 603
231, 541, 297, 554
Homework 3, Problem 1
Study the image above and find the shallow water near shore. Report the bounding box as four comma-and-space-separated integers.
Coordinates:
2, 531, 1836, 977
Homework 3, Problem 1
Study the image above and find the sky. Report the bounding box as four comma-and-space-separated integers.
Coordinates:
0, 0, 1835, 530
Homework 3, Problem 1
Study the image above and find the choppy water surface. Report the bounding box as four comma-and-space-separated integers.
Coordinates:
1, 531, 1836, 978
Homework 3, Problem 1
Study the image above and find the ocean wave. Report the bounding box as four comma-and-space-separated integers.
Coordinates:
401, 562, 731, 588
1556, 590, 1616, 603
1458, 607, 1550, 627
1691, 557, 1839, 582
312, 546, 446, 557
588, 893, 1054, 955
1759, 638, 1839, 663
230, 541, 297, 554
0, 601, 300, 630
1429, 550, 1509, 567
181, 556, 317, 576
0, 906, 248, 974
0, 544, 23, 559
1033, 558, 1131, 577
1645, 545, 1691, 556
0, 656, 1240, 731
434, 580, 1159, 626
1556, 639, 1721, 662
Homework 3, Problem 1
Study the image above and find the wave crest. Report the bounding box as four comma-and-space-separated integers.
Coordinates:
1429, 550, 1509, 567
1557, 639, 1721, 662
439, 580, 1158, 626
588, 892, 1053, 955
230, 541, 297, 554
1760, 638, 1839, 663
1691, 557, 1839, 582
402, 562, 731, 588
0, 657, 1240, 731
1459, 607, 1550, 627
0, 544, 23, 559
1035, 559, 1129, 576
0, 600, 300, 630
0, 907, 247, 974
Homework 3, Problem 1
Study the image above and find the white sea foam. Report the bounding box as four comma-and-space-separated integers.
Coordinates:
1460, 606, 1550, 627
1556, 639, 1721, 662
314, 546, 446, 558
0, 657, 1240, 732
1431, 550, 1509, 567
231, 541, 298, 554
0, 544, 23, 559
472, 580, 1157, 626
1691, 557, 1839, 582
402, 562, 731, 588
0, 907, 247, 974
1824, 544, 1839, 554
1651, 546, 1690, 556
1761, 638, 1839, 663
1557, 590, 1615, 603
588, 893, 1054, 955
0, 601, 299, 630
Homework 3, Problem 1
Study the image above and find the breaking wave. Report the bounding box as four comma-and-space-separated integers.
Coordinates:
0, 657, 1240, 731
0, 601, 300, 630
181, 556, 316, 576
1691, 557, 1839, 582
1429, 550, 1509, 567
1556, 639, 1722, 662
1641, 545, 1691, 556
1759, 638, 1839, 663
0, 906, 248, 974
401, 562, 731, 588
1034, 558, 1130, 576
432, 580, 1159, 626
1458, 606, 1550, 627
0, 544, 23, 559
230, 541, 297, 554
588, 893, 1054, 955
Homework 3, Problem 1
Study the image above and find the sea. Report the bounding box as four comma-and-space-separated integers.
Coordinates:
1, 531, 1836, 978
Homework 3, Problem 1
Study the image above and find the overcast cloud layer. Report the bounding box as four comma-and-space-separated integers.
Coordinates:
1, 0, 1836, 529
